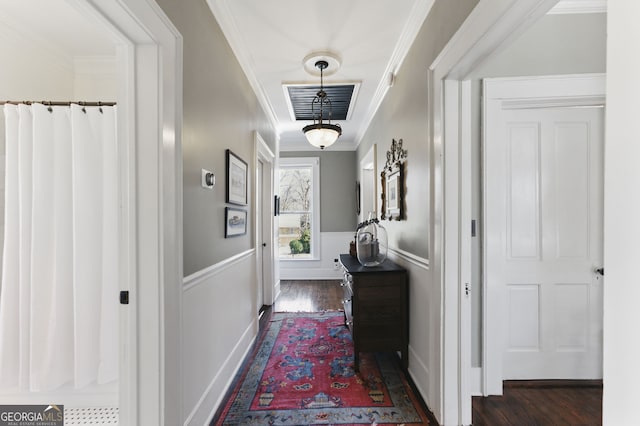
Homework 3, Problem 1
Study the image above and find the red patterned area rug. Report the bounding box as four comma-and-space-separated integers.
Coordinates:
213, 312, 429, 425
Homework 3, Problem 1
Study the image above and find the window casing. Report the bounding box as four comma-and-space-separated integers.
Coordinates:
278, 157, 320, 260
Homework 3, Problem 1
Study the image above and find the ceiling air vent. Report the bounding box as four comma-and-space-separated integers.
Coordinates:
284, 83, 359, 121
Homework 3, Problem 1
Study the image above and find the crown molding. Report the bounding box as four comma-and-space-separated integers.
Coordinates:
354, 0, 436, 148
548, 0, 607, 15
205, 0, 279, 131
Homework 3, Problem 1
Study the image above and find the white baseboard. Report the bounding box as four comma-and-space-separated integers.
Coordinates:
471, 367, 483, 396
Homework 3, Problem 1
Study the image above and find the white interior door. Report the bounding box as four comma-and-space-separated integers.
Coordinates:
255, 132, 275, 307
486, 104, 604, 381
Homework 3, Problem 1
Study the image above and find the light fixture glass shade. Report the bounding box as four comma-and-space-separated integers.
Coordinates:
302, 60, 343, 149
302, 123, 342, 150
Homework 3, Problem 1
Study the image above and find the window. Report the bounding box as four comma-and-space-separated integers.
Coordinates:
278, 157, 320, 260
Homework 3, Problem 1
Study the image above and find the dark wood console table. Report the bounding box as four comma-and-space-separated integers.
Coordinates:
339, 254, 409, 371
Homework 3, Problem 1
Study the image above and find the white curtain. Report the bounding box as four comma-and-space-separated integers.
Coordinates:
0, 103, 118, 391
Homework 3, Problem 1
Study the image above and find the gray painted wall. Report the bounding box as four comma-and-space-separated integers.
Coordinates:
157, 0, 277, 276
472, 13, 606, 78
469, 13, 607, 367
281, 151, 358, 233
357, 0, 480, 259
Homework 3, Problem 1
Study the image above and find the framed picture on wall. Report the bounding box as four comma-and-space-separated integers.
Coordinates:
386, 170, 399, 212
226, 149, 248, 205
225, 207, 247, 237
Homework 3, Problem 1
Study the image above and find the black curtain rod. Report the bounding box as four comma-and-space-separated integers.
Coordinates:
0, 101, 116, 106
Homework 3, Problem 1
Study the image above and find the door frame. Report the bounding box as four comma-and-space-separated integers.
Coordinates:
432, 0, 562, 423
255, 132, 276, 305
482, 74, 606, 395
359, 144, 377, 223
70, 1, 183, 424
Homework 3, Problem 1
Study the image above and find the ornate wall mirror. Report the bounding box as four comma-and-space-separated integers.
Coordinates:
381, 139, 407, 220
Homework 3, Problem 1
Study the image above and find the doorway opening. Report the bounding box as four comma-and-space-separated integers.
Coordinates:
0, 1, 183, 424
255, 132, 276, 314
482, 75, 605, 395
0, 0, 120, 417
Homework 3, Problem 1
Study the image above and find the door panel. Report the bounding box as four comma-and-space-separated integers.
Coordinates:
506, 284, 540, 351
507, 123, 540, 260
493, 107, 603, 380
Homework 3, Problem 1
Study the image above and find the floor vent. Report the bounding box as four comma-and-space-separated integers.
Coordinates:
65, 407, 119, 425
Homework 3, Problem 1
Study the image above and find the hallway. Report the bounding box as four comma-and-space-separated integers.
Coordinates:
277, 281, 604, 425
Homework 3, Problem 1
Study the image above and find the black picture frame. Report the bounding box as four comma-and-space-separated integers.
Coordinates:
225, 207, 247, 237
226, 149, 248, 205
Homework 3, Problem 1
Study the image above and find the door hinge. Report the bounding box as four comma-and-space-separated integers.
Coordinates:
120, 291, 129, 305
465, 283, 470, 296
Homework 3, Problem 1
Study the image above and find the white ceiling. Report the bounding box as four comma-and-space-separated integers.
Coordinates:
0, 0, 114, 59
207, 0, 436, 151
207, 0, 607, 152
0, 0, 606, 152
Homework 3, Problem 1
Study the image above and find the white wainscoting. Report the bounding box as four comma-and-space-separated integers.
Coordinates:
182, 249, 258, 426
279, 232, 353, 280
386, 249, 438, 412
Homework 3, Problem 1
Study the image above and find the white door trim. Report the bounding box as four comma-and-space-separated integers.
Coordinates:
432, 1, 564, 424
459, 80, 473, 421
359, 144, 377, 223
255, 132, 276, 306
482, 73, 605, 396
74, 1, 183, 425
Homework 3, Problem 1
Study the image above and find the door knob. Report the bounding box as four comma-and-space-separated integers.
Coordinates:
262, 243, 267, 247
595, 267, 604, 276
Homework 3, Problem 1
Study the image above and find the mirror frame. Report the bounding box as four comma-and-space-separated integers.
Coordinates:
380, 139, 407, 221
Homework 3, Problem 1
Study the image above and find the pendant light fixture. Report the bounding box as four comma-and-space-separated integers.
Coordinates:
302, 60, 342, 149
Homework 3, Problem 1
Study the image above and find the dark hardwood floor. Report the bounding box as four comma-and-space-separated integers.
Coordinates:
276, 280, 604, 426
274, 279, 343, 312
473, 380, 602, 425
